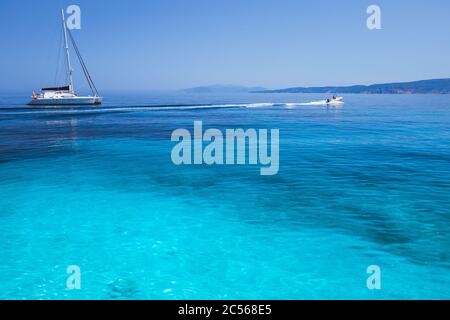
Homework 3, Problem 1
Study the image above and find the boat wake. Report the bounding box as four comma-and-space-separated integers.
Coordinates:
0, 102, 278, 116
284, 99, 345, 108
295, 100, 336, 106
298, 100, 329, 106
0, 100, 343, 116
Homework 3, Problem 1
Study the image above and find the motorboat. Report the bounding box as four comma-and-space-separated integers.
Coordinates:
326, 97, 344, 105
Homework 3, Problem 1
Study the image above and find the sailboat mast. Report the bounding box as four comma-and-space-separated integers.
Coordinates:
61, 9, 74, 94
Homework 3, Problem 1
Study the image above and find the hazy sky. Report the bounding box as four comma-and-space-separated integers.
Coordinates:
1, 0, 450, 92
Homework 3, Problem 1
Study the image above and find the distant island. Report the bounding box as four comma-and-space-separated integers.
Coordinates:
183, 84, 267, 94
252, 78, 450, 94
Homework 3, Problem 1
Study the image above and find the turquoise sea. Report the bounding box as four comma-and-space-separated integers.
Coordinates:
0, 93, 449, 299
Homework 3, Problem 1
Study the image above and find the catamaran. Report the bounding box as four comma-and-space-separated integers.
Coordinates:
29, 9, 101, 106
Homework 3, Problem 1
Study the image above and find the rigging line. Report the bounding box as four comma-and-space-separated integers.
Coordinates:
54, 26, 64, 86
67, 29, 93, 94
71, 32, 97, 96
67, 28, 99, 96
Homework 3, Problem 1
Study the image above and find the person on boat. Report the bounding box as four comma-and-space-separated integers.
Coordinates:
31, 92, 37, 100
332, 96, 336, 100
326, 99, 330, 103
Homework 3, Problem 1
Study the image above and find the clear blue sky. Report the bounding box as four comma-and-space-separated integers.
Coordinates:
1, 0, 450, 92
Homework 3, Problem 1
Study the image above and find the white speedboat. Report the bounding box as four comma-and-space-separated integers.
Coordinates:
326, 97, 344, 105
29, 9, 101, 106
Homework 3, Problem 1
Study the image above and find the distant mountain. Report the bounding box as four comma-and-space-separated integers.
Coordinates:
183, 84, 267, 94
253, 78, 450, 94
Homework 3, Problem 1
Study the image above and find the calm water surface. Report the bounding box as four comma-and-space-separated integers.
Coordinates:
0, 93, 449, 299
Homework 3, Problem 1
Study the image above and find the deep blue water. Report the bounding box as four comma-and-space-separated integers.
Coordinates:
0, 93, 449, 299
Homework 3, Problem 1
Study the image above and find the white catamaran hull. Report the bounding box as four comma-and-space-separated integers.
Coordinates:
28, 97, 102, 106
